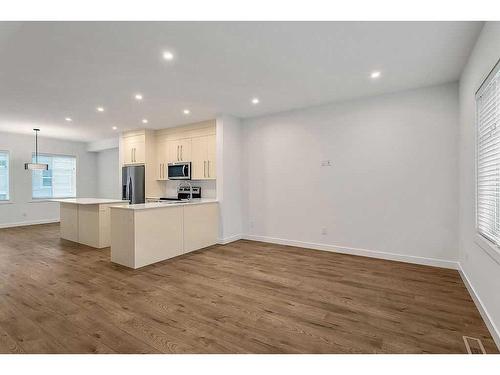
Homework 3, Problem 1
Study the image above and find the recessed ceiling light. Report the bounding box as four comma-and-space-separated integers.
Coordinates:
251, 97, 260, 105
96, 106, 105, 112
370, 71, 381, 79
142, 119, 148, 124
135, 94, 143, 100
65, 117, 72, 122
183, 109, 190, 115
112, 126, 117, 130
163, 51, 174, 61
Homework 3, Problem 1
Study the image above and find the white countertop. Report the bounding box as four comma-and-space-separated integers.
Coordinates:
51, 198, 128, 205
110, 198, 218, 210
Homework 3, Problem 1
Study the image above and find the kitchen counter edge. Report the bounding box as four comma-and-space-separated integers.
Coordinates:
50, 198, 128, 205
110, 199, 218, 211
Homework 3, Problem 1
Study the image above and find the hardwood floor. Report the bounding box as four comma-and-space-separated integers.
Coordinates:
0, 223, 497, 353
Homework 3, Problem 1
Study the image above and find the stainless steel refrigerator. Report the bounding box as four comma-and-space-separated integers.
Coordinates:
122, 165, 145, 204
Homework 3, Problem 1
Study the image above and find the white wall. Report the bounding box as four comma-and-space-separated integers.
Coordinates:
87, 137, 119, 153
0, 131, 97, 227
458, 21, 500, 346
96, 148, 120, 199
242, 83, 459, 267
216, 115, 243, 242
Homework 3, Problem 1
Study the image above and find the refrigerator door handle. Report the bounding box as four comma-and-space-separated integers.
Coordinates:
128, 176, 133, 203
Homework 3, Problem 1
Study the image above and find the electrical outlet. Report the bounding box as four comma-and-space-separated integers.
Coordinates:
321, 160, 332, 167
321, 227, 327, 235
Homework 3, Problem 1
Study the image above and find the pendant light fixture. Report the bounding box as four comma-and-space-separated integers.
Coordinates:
24, 128, 48, 170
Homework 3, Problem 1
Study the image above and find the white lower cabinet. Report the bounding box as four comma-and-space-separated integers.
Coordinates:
183, 203, 219, 253
60, 203, 79, 242
110, 202, 219, 269
60, 202, 129, 248
134, 206, 184, 268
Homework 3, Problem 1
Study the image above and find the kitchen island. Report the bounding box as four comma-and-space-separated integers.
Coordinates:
52, 198, 128, 248
110, 199, 218, 269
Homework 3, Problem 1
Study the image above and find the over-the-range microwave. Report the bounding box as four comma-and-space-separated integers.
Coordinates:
167, 162, 191, 180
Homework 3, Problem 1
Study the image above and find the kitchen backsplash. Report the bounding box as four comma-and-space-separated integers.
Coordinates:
163, 180, 217, 199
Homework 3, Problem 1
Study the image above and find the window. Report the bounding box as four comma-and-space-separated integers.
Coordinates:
32, 154, 76, 199
0, 151, 9, 201
476, 60, 500, 247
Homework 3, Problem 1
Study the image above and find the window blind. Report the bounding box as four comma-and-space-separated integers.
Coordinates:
32, 154, 76, 199
476, 61, 500, 246
0, 151, 9, 201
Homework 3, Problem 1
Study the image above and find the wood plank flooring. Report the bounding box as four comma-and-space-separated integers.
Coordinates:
0, 223, 497, 353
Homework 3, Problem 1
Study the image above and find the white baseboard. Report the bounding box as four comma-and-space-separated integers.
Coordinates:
458, 264, 500, 350
0, 219, 60, 229
218, 233, 243, 245
243, 234, 459, 270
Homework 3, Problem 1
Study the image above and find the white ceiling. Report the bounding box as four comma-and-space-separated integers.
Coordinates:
0, 21, 483, 142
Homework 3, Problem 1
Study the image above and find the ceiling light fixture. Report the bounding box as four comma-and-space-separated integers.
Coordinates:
251, 97, 260, 105
370, 71, 381, 79
142, 119, 148, 124
65, 117, 72, 122
163, 51, 174, 61
183, 109, 190, 115
135, 94, 143, 100
112, 126, 117, 130
96, 106, 105, 112
24, 129, 48, 170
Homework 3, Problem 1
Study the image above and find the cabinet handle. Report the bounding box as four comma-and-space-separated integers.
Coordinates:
177, 145, 179, 161
208, 160, 210, 177
131, 149, 133, 163
204, 160, 206, 178
181, 145, 183, 160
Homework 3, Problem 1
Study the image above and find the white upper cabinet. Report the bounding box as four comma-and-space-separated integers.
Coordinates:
123, 134, 145, 165
206, 134, 216, 179
155, 138, 168, 180
191, 135, 216, 180
122, 120, 216, 184
167, 139, 192, 162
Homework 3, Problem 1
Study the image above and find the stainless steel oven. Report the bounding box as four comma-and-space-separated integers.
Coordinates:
167, 162, 191, 180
